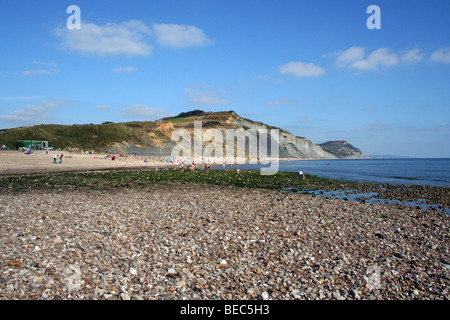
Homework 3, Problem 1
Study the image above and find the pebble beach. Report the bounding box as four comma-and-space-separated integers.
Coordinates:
1, 182, 449, 300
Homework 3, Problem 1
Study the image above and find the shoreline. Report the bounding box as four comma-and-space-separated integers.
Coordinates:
1, 166, 449, 215
0, 150, 304, 176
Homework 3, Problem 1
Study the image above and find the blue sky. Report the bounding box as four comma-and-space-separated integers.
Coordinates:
0, 0, 449, 157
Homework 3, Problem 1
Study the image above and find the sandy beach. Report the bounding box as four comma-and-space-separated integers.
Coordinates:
0, 150, 300, 176
0, 150, 183, 175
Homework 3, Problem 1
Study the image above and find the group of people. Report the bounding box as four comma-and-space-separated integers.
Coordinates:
179, 162, 211, 172
53, 154, 64, 164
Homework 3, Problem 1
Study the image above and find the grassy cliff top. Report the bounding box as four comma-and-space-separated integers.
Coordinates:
0, 110, 252, 150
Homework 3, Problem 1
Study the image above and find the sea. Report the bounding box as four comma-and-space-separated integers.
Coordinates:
215, 158, 450, 187
213, 158, 450, 213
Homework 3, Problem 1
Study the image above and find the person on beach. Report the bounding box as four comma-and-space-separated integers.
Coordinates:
299, 170, 305, 180
206, 164, 210, 173
59, 154, 64, 164
53, 154, 58, 164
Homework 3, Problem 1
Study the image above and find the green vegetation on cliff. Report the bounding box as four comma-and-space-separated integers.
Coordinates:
319, 141, 363, 158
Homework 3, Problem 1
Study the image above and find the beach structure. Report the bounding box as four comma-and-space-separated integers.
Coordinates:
16, 140, 51, 150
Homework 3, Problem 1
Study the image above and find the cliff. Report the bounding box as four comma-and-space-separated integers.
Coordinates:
0, 110, 360, 160
319, 140, 363, 159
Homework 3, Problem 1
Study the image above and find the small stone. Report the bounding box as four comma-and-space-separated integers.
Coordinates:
103, 293, 114, 299
7, 260, 22, 268
247, 288, 255, 295
167, 268, 177, 277
220, 259, 227, 266
324, 274, 334, 284
53, 236, 63, 244
33, 277, 45, 284
120, 293, 131, 300
261, 292, 269, 300
333, 292, 345, 300
291, 289, 301, 299
129, 268, 138, 275
351, 289, 361, 300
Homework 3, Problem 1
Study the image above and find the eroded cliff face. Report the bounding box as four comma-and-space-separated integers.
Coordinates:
106, 111, 336, 159
278, 133, 334, 159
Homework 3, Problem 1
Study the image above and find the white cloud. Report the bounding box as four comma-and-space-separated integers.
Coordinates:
254, 74, 270, 81
121, 105, 172, 120
349, 48, 399, 71
430, 47, 450, 63
55, 20, 152, 56
152, 23, 211, 47
33, 60, 58, 68
361, 105, 379, 112
21, 69, 60, 76
55, 20, 211, 56
333, 46, 366, 68
190, 95, 230, 106
400, 49, 424, 64
184, 88, 231, 107
279, 61, 325, 77
114, 66, 137, 73
96, 105, 112, 111
18, 60, 59, 76
332, 47, 424, 71
0, 98, 67, 126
